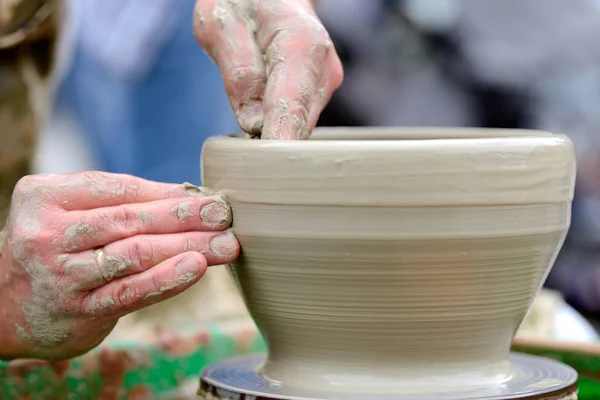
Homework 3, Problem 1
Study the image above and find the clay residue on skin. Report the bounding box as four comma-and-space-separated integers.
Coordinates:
97, 252, 132, 280
4, 199, 78, 348
142, 260, 200, 300
212, 4, 229, 29
171, 201, 194, 221
65, 222, 94, 241
139, 211, 154, 225
14, 323, 30, 341
179, 272, 198, 283
195, 9, 206, 27
21, 292, 74, 348
159, 282, 179, 293
85, 295, 116, 315
10, 198, 43, 233
143, 275, 198, 299
184, 240, 197, 252
10, 245, 76, 348
55, 174, 138, 201
142, 282, 179, 300
63, 222, 95, 251
277, 98, 288, 113
194, 0, 277, 136
175, 257, 200, 283
142, 292, 162, 300
182, 182, 216, 197
316, 86, 326, 99
62, 258, 90, 272
200, 197, 232, 227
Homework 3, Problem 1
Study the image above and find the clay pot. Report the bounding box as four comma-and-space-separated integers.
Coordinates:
201, 128, 576, 394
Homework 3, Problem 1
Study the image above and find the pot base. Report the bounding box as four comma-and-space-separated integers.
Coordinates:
198, 353, 577, 400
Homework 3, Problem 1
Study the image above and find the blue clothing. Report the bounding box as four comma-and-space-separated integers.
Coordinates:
56, 0, 238, 185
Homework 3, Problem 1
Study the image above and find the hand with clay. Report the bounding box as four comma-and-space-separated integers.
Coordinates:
194, 0, 343, 139
0, 172, 239, 360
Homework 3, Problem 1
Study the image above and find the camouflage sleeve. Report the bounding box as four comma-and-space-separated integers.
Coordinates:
0, 0, 56, 49
0, 0, 58, 227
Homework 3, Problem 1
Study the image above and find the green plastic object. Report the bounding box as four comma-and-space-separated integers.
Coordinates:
2, 321, 600, 399
0, 320, 266, 399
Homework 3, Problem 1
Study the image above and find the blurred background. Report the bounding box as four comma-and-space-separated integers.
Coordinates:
17, 0, 600, 340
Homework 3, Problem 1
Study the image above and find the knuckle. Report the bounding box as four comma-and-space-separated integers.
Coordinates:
112, 206, 140, 233
12, 176, 52, 200
10, 228, 56, 260
13, 175, 35, 194
123, 176, 141, 202
313, 35, 334, 54
266, 54, 285, 78
8, 229, 29, 255
149, 274, 164, 296
114, 283, 144, 310
330, 62, 344, 88
305, 35, 334, 64
193, 9, 209, 43
289, 101, 311, 122
228, 64, 263, 85
193, 0, 223, 46
225, 64, 265, 96
81, 170, 111, 184
81, 171, 140, 202
128, 239, 151, 270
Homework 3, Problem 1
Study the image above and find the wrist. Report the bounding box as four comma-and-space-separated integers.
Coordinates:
0, 256, 31, 360
0, 305, 31, 361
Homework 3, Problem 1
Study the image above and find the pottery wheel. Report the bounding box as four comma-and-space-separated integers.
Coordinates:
198, 353, 577, 400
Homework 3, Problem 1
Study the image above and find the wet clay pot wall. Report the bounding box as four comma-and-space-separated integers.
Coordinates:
202, 127, 576, 393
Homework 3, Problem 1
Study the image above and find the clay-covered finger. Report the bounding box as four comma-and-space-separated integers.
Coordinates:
57, 195, 231, 252
79, 252, 208, 318
257, 6, 336, 139
259, 36, 329, 139
63, 230, 239, 291
194, 0, 267, 136
46, 171, 211, 211
307, 52, 344, 131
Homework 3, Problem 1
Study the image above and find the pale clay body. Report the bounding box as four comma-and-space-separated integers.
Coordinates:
198, 128, 576, 394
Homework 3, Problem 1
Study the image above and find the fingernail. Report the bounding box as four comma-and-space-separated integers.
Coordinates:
237, 102, 264, 135
176, 256, 200, 276
210, 232, 238, 258
200, 198, 231, 227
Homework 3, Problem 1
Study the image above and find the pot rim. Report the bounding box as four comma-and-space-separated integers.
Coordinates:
202, 127, 576, 206
221, 127, 558, 142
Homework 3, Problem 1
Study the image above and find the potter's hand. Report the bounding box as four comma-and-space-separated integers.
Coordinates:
194, 0, 343, 139
0, 172, 239, 360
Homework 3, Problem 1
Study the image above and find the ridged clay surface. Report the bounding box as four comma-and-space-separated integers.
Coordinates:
201, 128, 576, 394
